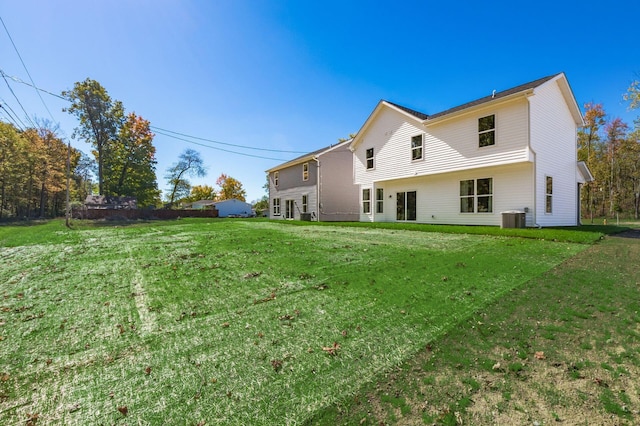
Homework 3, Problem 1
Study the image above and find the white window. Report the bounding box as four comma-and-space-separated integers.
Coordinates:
273, 198, 281, 215
366, 148, 374, 169
302, 163, 309, 181
376, 188, 384, 214
460, 178, 493, 213
362, 188, 371, 213
411, 134, 423, 160
478, 115, 495, 147
302, 194, 308, 213
274, 171, 279, 186
546, 176, 553, 214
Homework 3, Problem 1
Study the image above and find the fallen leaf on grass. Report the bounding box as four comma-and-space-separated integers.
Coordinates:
68, 403, 81, 413
243, 272, 261, 279
145, 366, 152, 375
322, 342, 341, 356
534, 351, 545, 360
118, 406, 128, 416
271, 359, 283, 372
25, 413, 39, 426
594, 378, 609, 388
222, 322, 230, 328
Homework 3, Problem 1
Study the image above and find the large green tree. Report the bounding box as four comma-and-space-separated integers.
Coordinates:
63, 78, 123, 195
105, 113, 160, 207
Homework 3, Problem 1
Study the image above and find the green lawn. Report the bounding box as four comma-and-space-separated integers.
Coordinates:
0, 219, 602, 424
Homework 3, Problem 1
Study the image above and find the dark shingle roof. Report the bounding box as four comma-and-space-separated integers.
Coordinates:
384, 73, 559, 122
266, 140, 350, 172
385, 101, 429, 120
427, 74, 558, 120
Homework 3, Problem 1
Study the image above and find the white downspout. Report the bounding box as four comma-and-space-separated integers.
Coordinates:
527, 97, 540, 228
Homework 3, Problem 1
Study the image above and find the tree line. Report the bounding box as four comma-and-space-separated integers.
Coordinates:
578, 80, 640, 220
0, 78, 247, 219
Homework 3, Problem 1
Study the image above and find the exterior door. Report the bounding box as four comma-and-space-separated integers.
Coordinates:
396, 191, 417, 221
285, 200, 295, 219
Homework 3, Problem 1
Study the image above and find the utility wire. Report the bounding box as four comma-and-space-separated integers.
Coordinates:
0, 96, 26, 130
0, 69, 67, 100
0, 70, 306, 161
153, 128, 289, 162
0, 16, 57, 124
150, 125, 307, 154
1, 72, 37, 128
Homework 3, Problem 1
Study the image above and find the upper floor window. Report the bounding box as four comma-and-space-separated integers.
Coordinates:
302, 163, 309, 181
478, 115, 495, 147
411, 134, 423, 160
274, 171, 279, 186
366, 148, 374, 169
546, 176, 553, 214
362, 188, 371, 213
460, 178, 493, 213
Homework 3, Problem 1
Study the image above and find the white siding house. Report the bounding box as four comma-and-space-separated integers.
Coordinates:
350, 73, 593, 227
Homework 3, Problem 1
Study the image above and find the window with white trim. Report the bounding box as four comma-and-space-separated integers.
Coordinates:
376, 188, 384, 214
274, 171, 279, 186
362, 188, 371, 213
302, 194, 308, 213
546, 176, 553, 214
411, 134, 423, 160
460, 178, 493, 213
478, 115, 495, 147
273, 198, 281, 215
302, 163, 309, 181
366, 148, 374, 169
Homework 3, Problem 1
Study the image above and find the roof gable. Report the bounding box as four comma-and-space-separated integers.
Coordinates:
349, 100, 427, 151
266, 139, 352, 173
350, 73, 583, 151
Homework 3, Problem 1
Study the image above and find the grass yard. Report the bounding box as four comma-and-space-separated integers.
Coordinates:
315, 229, 640, 425
0, 219, 607, 424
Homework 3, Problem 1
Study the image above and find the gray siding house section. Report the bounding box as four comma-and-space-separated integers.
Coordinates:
266, 140, 359, 221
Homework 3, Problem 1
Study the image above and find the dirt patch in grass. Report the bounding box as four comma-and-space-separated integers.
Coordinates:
314, 234, 640, 425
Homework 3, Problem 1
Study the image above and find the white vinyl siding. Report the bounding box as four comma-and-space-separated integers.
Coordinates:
368, 163, 533, 226
529, 77, 579, 226
353, 102, 530, 187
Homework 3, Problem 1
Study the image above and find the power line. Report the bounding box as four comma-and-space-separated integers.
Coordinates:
150, 126, 307, 154
0, 17, 57, 124
0, 70, 306, 161
0, 96, 26, 130
0, 69, 67, 100
153, 128, 289, 161
1, 72, 37, 128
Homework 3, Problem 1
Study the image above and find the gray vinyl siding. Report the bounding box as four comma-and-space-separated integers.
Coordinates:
317, 143, 359, 221
268, 141, 359, 222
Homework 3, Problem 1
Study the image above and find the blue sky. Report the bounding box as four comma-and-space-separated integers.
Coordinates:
1, 0, 639, 202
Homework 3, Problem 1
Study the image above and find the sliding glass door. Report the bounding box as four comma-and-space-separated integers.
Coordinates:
396, 191, 416, 221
